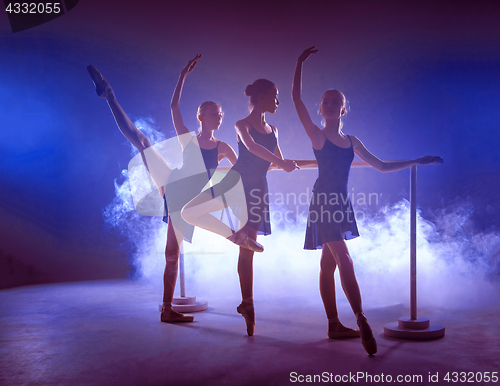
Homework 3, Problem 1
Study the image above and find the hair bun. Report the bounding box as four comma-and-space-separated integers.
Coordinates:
244, 79, 276, 106
244, 84, 254, 96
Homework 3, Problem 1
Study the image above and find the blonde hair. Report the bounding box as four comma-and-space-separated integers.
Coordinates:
197, 101, 221, 121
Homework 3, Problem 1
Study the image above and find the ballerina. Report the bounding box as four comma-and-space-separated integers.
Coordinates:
87, 54, 237, 323
182, 79, 299, 335
292, 46, 442, 355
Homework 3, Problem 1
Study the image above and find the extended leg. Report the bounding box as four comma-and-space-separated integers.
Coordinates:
182, 193, 233, 237
88, 67, 188, 323
182, 191, 263, 252
87, 65, 151, 151
87, 65, 171, 192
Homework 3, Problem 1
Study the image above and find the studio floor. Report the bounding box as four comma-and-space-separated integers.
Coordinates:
1, 280, 499, 386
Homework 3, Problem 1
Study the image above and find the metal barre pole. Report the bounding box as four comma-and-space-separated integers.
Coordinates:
172, 243, 208, 312
410, 165, 417, 320
179, 246, 185, 298
384, 164, 445, 339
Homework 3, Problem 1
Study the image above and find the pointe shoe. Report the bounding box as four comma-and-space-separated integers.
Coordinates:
328, 322, 360, 339
237, 302, 255, 336
356, 312, 377, 355
160, 305, 194, 323
87, 65, 115, 100
227, 230, 264, 253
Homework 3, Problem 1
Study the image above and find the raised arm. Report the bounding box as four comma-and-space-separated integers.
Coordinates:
171, 54, 201, 146
351, 136, 443, 172
292, 47, 322, 143
236, 121, 297, 172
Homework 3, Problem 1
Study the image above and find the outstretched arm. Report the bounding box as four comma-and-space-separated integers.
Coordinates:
269, 126, 300, 172
351, 136, 443, 172
287, 159, 317, 169
268, 145, 284, 171
171, 54, 201, 146
268, 141, 299, 171
287, 160, 370, 170
292, 47, 323, 145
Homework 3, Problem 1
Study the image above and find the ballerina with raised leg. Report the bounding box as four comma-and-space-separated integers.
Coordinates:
292, 46, 443, 355
87, 54, 237, 324
182, 79, 299, 335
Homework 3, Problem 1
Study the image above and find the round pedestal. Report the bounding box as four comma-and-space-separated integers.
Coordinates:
172, 296, 208, 313
384, 316, 445, 340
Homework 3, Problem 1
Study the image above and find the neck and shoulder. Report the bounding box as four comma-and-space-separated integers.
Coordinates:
244, 108, 273, 134
313, 119, 351, 150
197, 127, 218, 149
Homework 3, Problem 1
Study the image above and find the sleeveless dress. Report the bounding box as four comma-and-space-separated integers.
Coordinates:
162, 139, 219, 243
304, 135, 359, 250
205, 123, 277, 235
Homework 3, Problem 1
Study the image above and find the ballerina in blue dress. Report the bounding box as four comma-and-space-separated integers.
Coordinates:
87, 55, 237, 324
292, 46, 442, 355
182, 79, 299, 336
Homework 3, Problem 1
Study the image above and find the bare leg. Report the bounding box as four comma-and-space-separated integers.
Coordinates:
182, 193, 233, 237
163, 220, 180, 304
88, 67, 189, 322
320, 245, 360, 338
107, 97, 151, 152
160, 220, 193, 323
238, 226, 257, 299
236, 226, 258, 336
88, 66, 172, 194
325, 241, 362, 315
325, 240, 376, 354
105, 94, 174, 191
182, 191, 264, 253
319, 246, 339, 320
101, 84, 174, 191
87, 65, 151, 152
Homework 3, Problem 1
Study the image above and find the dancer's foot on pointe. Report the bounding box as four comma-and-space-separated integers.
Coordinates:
328, 320, 360, 339
87, 65, 115, 100
160, 305, 194, 323
227, 230, 264, 253
356, 312, 377, 355
237, 302, 255, 336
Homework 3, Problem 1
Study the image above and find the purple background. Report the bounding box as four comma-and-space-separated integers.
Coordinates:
1, 0, 499, 287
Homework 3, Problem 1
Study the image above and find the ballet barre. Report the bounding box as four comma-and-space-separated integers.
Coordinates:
174, 161, 447, 338
383, 165, 445, 339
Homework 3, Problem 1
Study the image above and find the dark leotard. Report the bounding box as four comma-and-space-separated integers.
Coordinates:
231, 124, 277, 235
204, 122, 277, 235
304, 135, 359, 250
163, 138, 219, 242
